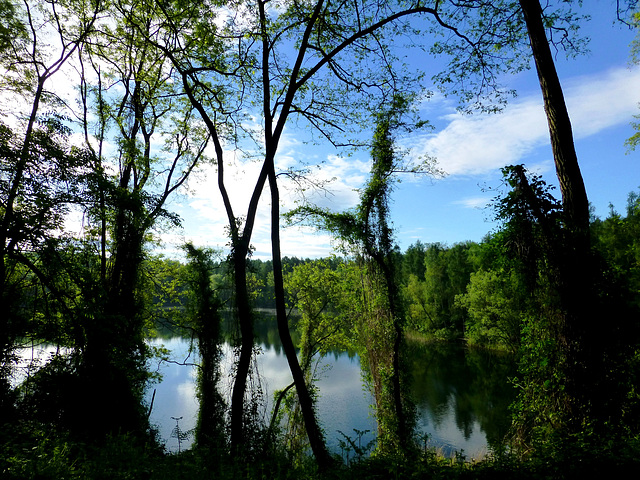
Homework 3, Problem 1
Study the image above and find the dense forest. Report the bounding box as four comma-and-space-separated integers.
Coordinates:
247, 186, 640, 355
2, 0, 640, 479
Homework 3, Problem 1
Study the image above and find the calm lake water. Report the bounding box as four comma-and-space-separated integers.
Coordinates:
146, 335, 517, 458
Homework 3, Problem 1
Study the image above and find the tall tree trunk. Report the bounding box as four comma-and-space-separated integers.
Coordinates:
226, 169, 268, 454
267, 159, 333, 470
518, 0, 590, 245
0, 79, 45, 302
229, 248, 255, 452
175, 75, 258, 453
361, 101, 413, 453
519, 0, 602, 430
379, 258, 410, 452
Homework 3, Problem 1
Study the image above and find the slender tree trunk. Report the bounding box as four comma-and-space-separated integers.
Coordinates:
380, 259, 410, 452
361, 104, 413, 453
0, 78, 47, 397
267, 158, 333, 470
518, 0, 590, 244
226, 169, 269, 453
174, 76, 258, 453
0, 79, 45, 296
229, 247, 255, 452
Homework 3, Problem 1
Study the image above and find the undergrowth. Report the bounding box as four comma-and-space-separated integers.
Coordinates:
2, 423, 639, 480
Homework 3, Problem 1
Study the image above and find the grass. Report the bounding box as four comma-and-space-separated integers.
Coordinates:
3, 425, 639, 480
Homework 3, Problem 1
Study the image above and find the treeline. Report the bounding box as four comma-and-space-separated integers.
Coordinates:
401, 189, 640, 351
228, 187, 640, 355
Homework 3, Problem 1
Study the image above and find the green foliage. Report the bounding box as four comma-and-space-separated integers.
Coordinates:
0, 0, 27, 56
285, 95, 422, 455
403, 242, 476, 341
337, 428, 375, 465
627, 113, 640, 152
483, 166, 571, 449
0, 119, 91, 250
280, 258, 369, 462
285, 258, 352, 356
0, 1, 638, 475
485, 165, 640, 455
181, 243, 227, 452
403, 273, 433, 333
491, 165, 564, 260
1, 428, 80, 479
401, 240, 426, 281
591, 190, 640, 310
431, 1, 589, 112
456, 269, 524, 353
2, 416, 640, 480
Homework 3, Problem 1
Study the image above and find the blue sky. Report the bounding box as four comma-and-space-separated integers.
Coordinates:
163, 2, 640, 260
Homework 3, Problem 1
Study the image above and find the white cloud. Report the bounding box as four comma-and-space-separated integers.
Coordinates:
565, 67, 640, 137
453, 197, 493, 209
412, 66, 640, 176
288, 154, 369, 210
166, 65, 640, 258
165, 146, 369, 258
278, 226, 338, 259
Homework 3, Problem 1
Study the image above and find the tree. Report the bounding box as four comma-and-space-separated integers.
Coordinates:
286, 94, 433, 454
456, 268, 524, 353
403, 273, 433, 333
0, 0, 102, 284
280, 258, 348, 459
591, 190, 640, 311
430, 0, 590, 240
0, 0, 103, 422
402, 240, 426, 281
0, 0, 27, 55
485, 165, 639, 451
47, 0, 208, 436
517, 0, 590, 239
434, 0, 635, 440
146, 0, 454, 465
626, 7, 640, 150
404, 242, 473, 340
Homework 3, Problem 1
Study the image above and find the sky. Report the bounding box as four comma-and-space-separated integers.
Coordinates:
157, 2, 640, 260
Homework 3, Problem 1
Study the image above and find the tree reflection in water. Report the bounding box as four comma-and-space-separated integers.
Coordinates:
146, 335, 516, 457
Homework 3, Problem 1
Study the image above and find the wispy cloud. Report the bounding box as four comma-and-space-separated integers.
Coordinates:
292, 154, 369, 210
169, 145, 370, 258
412, 66, 640, 176
453, 196, 493, 209
168, 66, 640, 258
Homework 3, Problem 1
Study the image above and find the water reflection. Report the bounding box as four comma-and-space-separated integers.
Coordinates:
146, 337, 200, 451
408, 342, 516, 457
146, 337, 516, 457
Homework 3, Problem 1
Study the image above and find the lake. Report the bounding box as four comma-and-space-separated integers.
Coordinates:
146, 335, 517, 459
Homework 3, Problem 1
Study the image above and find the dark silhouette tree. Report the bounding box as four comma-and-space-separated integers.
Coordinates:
0, 0, 103, 427
148, 0, 452, 466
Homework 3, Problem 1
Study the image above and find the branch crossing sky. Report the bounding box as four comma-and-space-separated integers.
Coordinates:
140, 3, 640, 259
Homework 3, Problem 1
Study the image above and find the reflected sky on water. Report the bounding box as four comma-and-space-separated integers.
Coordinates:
146, 337, 515, 458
